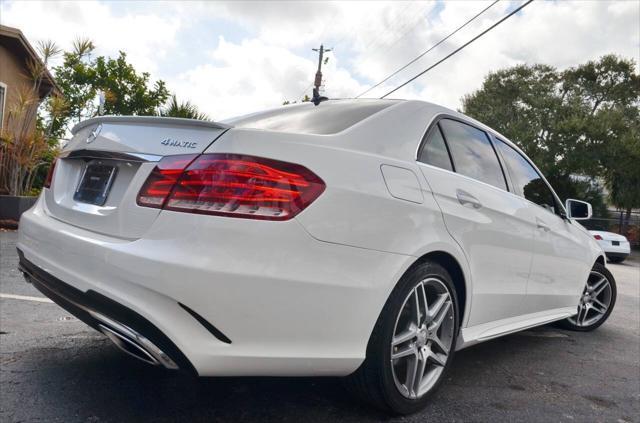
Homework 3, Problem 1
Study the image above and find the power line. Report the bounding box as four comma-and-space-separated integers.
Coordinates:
297, 2, 424, 101
354, 2, 435, 75
355, 1, 420, 58
357, 0, 500, 98
381, 0, 534, 99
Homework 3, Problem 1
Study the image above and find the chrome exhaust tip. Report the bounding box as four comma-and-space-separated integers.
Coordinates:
99, 324, 163, 367
91, 311, 179, 370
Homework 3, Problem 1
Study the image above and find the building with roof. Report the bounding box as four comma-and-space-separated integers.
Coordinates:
0, 24, 61, 130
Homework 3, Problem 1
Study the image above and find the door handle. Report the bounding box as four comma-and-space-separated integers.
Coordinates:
456, 189, 482, 209
536, 218, 550, 232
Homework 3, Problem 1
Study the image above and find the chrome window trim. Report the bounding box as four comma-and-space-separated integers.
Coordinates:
416, 113, 509, 192
414, 111, 568, 218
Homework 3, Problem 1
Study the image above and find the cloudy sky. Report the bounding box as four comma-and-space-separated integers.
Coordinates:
1, 0, 638, 120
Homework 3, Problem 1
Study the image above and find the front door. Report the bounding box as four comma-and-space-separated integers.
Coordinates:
492, 138, 588, 314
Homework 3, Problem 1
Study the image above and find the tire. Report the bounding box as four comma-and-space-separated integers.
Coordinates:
344, 261, 459, 415
557, 262, 617, 332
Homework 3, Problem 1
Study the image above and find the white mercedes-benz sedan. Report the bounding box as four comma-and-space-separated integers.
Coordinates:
17, 99, 616, 414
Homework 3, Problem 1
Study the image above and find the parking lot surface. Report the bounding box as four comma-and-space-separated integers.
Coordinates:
1, 230, 639, 422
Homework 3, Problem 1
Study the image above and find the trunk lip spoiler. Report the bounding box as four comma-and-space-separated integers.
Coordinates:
71, 115, 232, 135
59, 149, 164, 163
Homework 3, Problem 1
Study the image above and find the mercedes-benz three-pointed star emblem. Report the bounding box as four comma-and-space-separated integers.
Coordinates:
86, 123, 102, 143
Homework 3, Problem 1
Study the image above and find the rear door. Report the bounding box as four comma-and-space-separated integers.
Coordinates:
44, 117, 228, 239
417, 118, 534, 327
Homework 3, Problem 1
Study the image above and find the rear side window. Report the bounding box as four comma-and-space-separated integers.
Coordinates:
418, 126, 453, 171
225, 100, 397, 135
438, 119, 506, 190
494, 139, 558, 213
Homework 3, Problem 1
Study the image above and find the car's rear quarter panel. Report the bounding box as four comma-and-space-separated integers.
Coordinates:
207, 105, 473, 326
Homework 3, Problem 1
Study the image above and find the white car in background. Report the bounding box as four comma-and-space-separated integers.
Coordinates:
17, 99, 616, 414
590, 230, 631, 263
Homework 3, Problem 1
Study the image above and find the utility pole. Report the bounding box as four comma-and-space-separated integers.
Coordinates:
311, 44, 331, 105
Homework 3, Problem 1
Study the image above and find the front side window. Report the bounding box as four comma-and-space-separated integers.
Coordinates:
494, 139, 557, 213
418, 126, 453, 171
438, 119, 506, 190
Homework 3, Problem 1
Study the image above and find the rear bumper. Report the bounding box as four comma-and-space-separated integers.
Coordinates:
597, 240, 631, 255
17, 195, 411, 376
18, 250, 194, 373
605, 252, 629, 260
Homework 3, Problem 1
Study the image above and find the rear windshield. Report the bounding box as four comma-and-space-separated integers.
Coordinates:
224, 99, 398, 135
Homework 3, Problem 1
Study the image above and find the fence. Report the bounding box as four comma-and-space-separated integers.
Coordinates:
581, 209, 640, 247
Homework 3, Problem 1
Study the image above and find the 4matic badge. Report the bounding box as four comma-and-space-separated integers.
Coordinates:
161, 138, 198, 149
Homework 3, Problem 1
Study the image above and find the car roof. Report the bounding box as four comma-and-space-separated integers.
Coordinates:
223, 99, 404, 135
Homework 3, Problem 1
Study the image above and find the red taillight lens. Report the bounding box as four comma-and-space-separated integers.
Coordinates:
593, 234, 603, 240
44, 157, 58, 189
136, 154, 199, 208
137, 154, 325, 220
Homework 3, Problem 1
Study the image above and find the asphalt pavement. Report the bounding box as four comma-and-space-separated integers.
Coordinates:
1, 230, 639, 422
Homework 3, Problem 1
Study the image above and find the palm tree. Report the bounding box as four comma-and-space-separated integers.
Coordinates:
158, 95, 209, 120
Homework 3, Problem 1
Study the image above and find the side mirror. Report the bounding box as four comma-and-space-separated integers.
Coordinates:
565, 199, 592, 220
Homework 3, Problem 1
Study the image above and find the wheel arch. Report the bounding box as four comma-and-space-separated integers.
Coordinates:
405, 250, 468, 327
595, 254, 606, 267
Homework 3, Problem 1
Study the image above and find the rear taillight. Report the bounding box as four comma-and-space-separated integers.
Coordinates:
593, 234, 603, 240
137, 154, 325, 220
136, 154, 199, 208
44, 157, 58, 189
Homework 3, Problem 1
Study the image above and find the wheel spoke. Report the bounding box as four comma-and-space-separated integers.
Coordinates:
413, 288, 421, 327
392, 328, 416, 346
413, 351, 427, 394
574, 304, 585, 326
590, 277, 607, 293
427, 348, 447, 367
580, 305, 591, 325
405, 355, 419, 397
392, 345, 417, 360
419, 283, 429, 326
431, 334, 449, 355
427, 294, 448, 323
429, 299, 451, 331
591, 300, 607, 314
593, 280, 609, 297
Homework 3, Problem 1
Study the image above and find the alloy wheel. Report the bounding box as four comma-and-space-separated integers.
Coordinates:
567, 271, 613, 328
390, 277, 455, 399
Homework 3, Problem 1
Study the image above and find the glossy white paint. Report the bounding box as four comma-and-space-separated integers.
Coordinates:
380, 165, 423, 204
18, 100, 606, 376
418, 162, 534, 327
524, 203, 595, 313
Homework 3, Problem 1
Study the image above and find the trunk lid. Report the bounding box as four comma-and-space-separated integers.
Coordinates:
44, 116, 229, 239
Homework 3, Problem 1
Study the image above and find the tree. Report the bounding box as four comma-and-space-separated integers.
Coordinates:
0, 40, 64, 195
51, 38, 170, 137
158, 94, 209, 120
461, 55, 639, 230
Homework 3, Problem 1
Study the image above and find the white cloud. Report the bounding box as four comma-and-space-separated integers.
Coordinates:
0, 0, 180, 74
1, 0, 638, 119
172, 37, 366, 119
